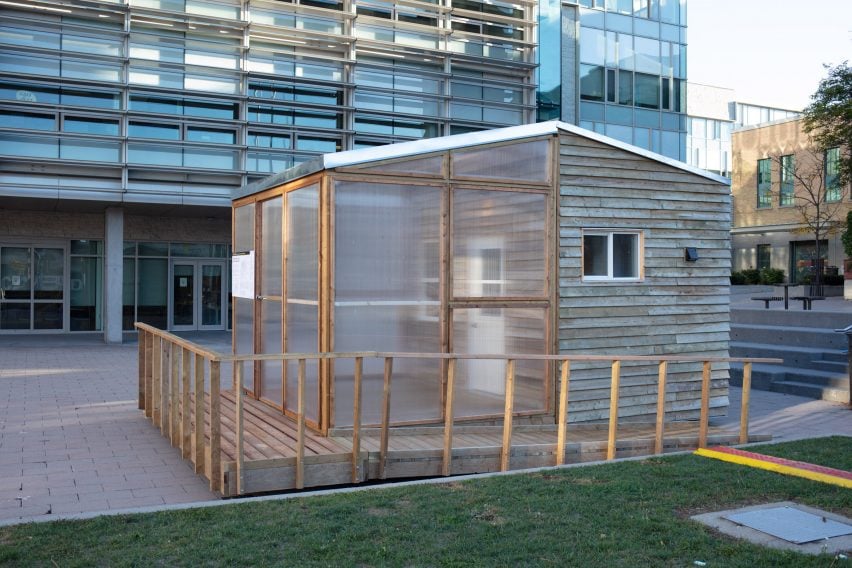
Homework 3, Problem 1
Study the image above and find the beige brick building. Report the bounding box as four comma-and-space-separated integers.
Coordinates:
731, 117, 850, 283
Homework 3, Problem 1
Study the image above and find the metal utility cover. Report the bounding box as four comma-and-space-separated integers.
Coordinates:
724, 506, 852, 544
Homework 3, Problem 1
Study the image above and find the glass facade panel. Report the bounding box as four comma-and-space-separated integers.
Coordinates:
34, 248, 63, 300
451, 139, 550, 183
453, 190, 547, 297
1, 248, 31, 300
70, 256, 103, 331
757, 158, 772, 208
123, 258, 136, 330
780, 154, 794, 206
0, 112, 55, 131
137, 258, 167, 328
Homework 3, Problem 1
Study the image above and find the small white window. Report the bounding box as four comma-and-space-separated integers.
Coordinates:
583, 230, 642, 281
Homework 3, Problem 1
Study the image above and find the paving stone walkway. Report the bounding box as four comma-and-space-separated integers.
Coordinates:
0, 335, 849, 524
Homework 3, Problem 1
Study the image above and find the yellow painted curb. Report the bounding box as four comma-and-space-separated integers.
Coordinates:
694, 448, 852, 489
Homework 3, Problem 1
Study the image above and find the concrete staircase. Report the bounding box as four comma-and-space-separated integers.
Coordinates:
729, 309, 851, 404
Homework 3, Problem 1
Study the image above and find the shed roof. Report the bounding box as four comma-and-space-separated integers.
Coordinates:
235, 121, 730, 200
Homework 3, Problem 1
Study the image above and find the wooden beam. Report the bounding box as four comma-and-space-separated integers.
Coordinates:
442, 357, 457, 476
194, 353, 204, 474
170, 343, 179, 446
151, 335, 160, 422
159, 339, 169, 434
500, 359, 516, 472
144, 331, 153, 418
606, 360, 621, 461
654, 360, 668, 455
296, 358, 306, 490
554, 359, 570, 466
698, 361, 712, 449
379, 357, 393, 480
209, 360, 221, 493
351, 356, 363, 483
739, 361, 752, 445
181, 347, 191, 459
138, 330, 145, 410
236, 361, 245, 495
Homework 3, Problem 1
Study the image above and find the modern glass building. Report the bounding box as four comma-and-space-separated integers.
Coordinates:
0, 0, 691, 338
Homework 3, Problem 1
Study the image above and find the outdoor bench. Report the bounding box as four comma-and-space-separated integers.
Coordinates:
751, 296, 784, 309
790, 296, 825, 310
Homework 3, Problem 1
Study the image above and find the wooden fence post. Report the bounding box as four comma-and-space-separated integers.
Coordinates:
654, 361, 668, 455
170, 343, 180, 446
194, 353, 204, 474
606, 360, 621, 461
144, 332, 153, 418
138, 330, 145, 410
209, 360, 221, 493
236, 361, 245, 495
500, 359, 516, 472
555, 360, 570, 466
351, 357, 363, 483
159, 339, 169, 434
181, 347, 191, 459
739, 361, 752, 445
698, 361, 711, 448
296, 358, 306, 490
442, 357, 457, 476
379, 357, 393, 480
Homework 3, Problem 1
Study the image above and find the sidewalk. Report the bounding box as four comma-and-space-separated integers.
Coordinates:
0, 334, 849, 525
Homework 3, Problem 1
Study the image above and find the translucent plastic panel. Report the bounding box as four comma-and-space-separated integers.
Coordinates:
261, 300, 283, 406
260, 197, 282, 296
285, 185, 320, 423
286, 185, 318, 302
451, 139, 551, 183
353, 155, 444, 177
452, 190, 547, 298
234, 296, 254, 389
332, 181, 442, 427
234, 203, 255, 253
284, 303, 319, 423
452, 308, 547, 419
333, 356, 442, 428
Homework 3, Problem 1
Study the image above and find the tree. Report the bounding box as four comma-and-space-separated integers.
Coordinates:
802, 62, 852, 186
772, 150, 847, 290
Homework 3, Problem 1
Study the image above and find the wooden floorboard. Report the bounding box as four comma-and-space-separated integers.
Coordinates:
147, 388, 765, 497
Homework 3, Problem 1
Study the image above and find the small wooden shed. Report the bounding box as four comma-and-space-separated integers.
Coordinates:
231, 121, 731, 435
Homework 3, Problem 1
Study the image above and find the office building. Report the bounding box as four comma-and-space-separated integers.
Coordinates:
0, 0, 690, 338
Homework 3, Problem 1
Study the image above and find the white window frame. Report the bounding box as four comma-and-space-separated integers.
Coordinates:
582, 229, 644, 282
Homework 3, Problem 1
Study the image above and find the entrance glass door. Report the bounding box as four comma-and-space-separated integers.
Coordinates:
0, 246, 65, 332
170, 260, 226, 331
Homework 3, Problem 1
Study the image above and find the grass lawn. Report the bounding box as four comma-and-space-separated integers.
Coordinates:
1, 436, 849, 567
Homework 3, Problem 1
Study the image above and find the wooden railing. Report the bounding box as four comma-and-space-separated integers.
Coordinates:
136, 323, 780, 495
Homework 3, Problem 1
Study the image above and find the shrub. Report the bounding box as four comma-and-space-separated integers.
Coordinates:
730, 271, 746, 285
759, 268, 785, 285
741, 268, 761, 284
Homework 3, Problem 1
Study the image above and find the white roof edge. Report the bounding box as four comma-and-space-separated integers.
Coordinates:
553, 122, 731, 185
320, 121, 729, 185
321, 121, 560, 169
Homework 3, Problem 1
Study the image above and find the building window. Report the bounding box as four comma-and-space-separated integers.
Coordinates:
756, 244, 771, 270
757, 158, 772, 208
582, 230, 642, 281
780, 154, 794, 206
825, 147, 841, 202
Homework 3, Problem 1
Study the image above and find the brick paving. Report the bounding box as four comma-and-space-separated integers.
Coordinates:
0, 333, 849, 525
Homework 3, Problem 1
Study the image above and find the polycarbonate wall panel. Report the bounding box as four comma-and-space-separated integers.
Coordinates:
285, 184, 319, 423
235, 296, 254, 390
260, 197, 282, 296
354, 155, 444, 177
451, 307, 547, 418
452, 190, 547, 298
332, 180, 442, 427
451, 139, 550, 183
234, 203, 254, 253
260, 300, 282, 405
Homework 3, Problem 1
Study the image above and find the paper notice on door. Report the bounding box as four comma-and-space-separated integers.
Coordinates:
179, 277, 188, 287
231, 251, 255, 299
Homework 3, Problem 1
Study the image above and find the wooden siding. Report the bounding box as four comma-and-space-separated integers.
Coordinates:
557, 132, 731, 423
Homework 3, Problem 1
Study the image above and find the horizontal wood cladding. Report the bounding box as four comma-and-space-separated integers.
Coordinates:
557, 132, 731, 422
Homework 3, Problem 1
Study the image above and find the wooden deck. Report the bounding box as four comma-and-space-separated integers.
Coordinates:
184, 390, 767, 497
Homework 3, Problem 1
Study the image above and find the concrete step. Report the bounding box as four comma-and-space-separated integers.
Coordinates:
730, 362, 850, 403
730, 324, 846, 350
810, 359, 849, 374
770, 381, 850, 404
730, 341, 846, 369
732, 307, 852, 330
